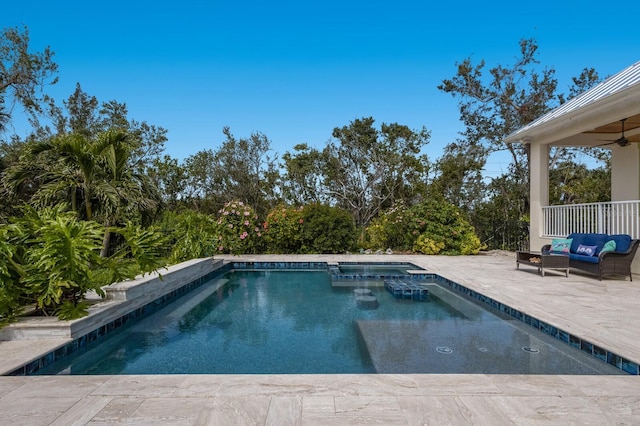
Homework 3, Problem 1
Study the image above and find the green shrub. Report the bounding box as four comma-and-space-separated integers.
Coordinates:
262, 205, 305, 253
214, 201, 262, 254
299, 204, 356, 254
0, 226, 24, 325
366, 203, 415, 251
412, 234, 445, 254
367, 200, 482, 255
160, 211, 218, 262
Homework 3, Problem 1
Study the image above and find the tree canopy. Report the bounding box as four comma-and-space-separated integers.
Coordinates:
0, 26, 58, 135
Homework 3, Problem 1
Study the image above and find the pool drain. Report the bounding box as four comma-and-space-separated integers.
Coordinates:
436, 346, 453, 354
478, 347, 488, 352
522, 347, 540, 353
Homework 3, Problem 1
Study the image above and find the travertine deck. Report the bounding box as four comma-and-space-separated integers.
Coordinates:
1, 253, 639, 424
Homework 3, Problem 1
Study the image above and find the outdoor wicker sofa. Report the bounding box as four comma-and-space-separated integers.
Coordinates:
542, 232, 639, 281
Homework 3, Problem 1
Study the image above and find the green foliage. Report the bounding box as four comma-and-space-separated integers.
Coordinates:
408, 200, 482, 255
160, 210, 217, 262
261, 203, 356, 254
366, 203, 415, 252
113, 222, 169, 274
549, 160, 610, 204
298, 204, 356, 254
56, 300, 90, 321
367, 200, 482, 255
0, 226, 23, 325
11, 207, 103, 317
431, 141, 487, 213
281, 144, 326, 205
413, 235, 445, 255
0, 206, 169, 323
263, 205, 305, 254
213, 201, 262, 255
94, 222, 169, 286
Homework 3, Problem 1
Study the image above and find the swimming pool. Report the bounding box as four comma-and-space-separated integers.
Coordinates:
33, 265, 623, 375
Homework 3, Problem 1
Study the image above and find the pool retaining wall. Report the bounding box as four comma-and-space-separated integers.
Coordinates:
0, 258, 224, 341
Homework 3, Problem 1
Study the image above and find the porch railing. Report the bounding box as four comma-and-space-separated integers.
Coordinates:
542, 200, 640, 239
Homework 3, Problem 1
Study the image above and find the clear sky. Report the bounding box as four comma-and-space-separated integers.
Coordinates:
3, 1, 640, 177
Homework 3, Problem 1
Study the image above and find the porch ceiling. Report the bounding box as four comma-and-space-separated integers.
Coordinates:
584, 114, 640, 144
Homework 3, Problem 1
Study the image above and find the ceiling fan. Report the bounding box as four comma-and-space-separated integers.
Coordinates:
597, 118, 630, 147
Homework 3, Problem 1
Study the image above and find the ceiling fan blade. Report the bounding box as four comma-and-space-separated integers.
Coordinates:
594, 119, 630, 147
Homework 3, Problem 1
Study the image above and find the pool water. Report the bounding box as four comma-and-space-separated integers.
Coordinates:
36, 269, 623, 375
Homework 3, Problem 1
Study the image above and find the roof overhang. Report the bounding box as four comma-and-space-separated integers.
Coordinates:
505, 61, 640, 147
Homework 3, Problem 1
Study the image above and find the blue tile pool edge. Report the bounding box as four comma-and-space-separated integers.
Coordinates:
6, 261, 638, 376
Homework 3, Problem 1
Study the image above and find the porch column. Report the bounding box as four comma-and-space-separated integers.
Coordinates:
529, 141, 549, 251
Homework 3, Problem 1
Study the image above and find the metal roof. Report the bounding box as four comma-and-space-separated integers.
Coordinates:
506, 60, 640, 142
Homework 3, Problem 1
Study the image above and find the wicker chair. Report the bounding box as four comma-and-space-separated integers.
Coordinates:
542, 239, 639, 281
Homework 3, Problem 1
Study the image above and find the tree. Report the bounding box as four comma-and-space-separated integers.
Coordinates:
281, 143, 327, 205
437, 38, 608, 249
43, 83, 168, 167
322, 117, 430, 228
430, 139, 487, 212
438, 39, 560, 226
209, 127, 280, 216
0, 136, 28, 221
439, 39, 559, 170
180, 149, 219, 213
549, 160, 610, 204
0, 26, 58, 134
146, 155, 188, 211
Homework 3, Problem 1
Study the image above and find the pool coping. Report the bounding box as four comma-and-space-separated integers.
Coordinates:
1, 258, 638, 376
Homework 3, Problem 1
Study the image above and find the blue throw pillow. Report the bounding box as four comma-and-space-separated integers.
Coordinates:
551, 238, 572, 254
576, 244, 598, 256
601, 240, 616, 253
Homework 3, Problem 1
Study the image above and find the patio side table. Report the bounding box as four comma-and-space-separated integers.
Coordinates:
516, 251, 570, 277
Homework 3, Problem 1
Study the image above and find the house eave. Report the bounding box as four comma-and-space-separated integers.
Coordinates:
505, 83, 640, 146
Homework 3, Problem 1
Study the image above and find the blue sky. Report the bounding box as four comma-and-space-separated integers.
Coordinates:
3, 1, 640, 177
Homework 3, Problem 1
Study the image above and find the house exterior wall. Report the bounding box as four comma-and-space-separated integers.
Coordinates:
611, 144, 640, 201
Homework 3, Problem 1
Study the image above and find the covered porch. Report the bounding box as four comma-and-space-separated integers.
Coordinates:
505, 61, 640, 274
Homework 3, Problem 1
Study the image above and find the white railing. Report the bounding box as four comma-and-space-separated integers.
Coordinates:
542, 200, 640, 239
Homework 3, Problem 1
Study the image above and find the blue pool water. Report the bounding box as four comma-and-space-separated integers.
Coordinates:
35, 268, 623, 375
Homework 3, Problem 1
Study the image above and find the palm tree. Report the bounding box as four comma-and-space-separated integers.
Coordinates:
93, 131, 163, 257
2, 130, 163, 256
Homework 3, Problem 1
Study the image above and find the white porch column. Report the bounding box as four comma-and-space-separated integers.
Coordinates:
529, 141, 549, 251
611, 144, 640, 201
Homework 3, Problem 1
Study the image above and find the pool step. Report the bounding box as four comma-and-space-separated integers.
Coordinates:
384, 280, 429, 301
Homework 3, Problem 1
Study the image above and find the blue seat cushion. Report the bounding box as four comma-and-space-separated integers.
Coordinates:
569, 253, 600, 264
608, 234, 631, 253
